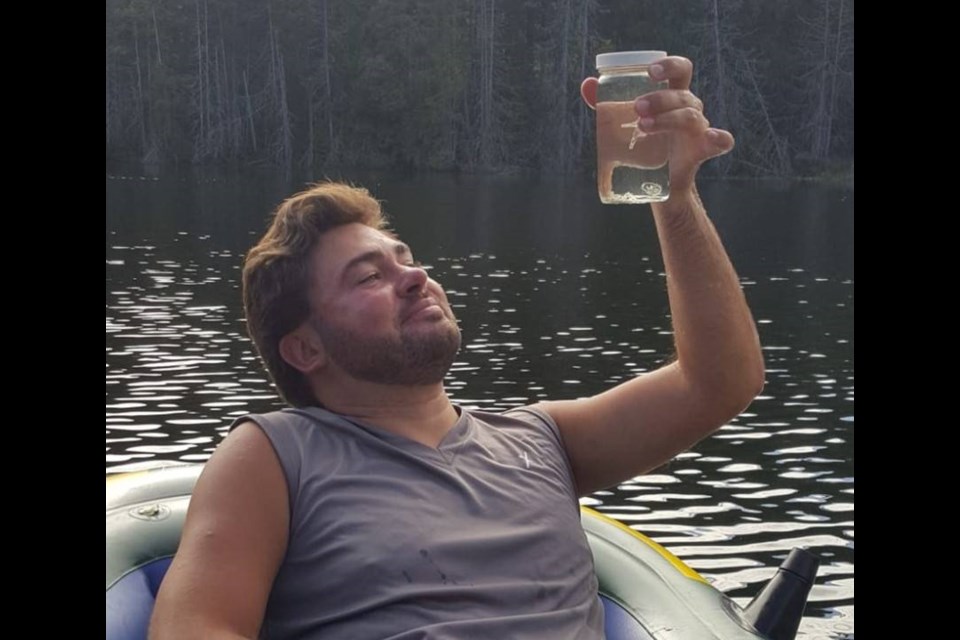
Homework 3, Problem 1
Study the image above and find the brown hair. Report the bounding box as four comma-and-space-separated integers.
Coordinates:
242, 181, 388, 406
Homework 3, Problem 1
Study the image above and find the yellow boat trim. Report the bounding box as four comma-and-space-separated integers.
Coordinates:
581, 506, 708, 584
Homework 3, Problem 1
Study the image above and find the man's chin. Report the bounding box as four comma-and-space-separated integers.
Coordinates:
403, 316, 461, 343
328, 330, 461, 387
401, 330, 461, 384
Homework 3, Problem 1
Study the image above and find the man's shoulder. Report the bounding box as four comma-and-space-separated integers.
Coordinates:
228, 405, 348, 433
470, 403, 559, 429
461, 404, 565, 447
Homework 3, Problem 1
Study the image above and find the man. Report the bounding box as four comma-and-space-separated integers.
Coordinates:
150, 56, 764, 639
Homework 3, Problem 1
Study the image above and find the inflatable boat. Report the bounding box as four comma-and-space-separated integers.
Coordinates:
107, 463, 817, 640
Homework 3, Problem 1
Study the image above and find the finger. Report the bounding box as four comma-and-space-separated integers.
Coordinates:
648, 56, 693, 91
634, 90, 703, 118
580, 77, 598, 110
705, 128, 735, 156
637, 106, 710, 134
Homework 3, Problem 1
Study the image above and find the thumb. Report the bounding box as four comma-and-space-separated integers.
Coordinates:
704, 129, 735, 159
580, 78, 598, 110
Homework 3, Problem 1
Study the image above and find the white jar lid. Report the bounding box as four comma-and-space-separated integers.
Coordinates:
596, 51, 667, 70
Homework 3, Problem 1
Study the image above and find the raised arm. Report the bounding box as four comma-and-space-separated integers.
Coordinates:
538, 56, 765, 496
149, 422, 290, 639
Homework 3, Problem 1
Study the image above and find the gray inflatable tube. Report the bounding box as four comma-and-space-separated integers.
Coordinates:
107, 463, 781, 640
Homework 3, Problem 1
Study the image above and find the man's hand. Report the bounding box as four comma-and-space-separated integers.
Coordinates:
581, 56, 734, 194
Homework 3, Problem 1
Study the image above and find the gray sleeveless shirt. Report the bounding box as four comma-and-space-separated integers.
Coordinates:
233, 405, 604, 639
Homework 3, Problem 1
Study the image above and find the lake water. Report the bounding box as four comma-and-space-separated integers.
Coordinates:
106, 171, 854, 639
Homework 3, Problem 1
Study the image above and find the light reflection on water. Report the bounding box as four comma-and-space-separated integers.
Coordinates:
106, 174, 853, 639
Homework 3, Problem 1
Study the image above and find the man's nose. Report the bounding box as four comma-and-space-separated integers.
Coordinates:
397, 264, 429, 296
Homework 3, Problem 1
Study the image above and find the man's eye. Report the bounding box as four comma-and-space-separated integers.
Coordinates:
359, 272, 381, 284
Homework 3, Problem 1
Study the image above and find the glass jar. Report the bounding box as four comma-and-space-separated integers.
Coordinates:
595, 51, 670, 204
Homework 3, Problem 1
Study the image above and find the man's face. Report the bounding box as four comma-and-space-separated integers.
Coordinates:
307, 223, 461, 385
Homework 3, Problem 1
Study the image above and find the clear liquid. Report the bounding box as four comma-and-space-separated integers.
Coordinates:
596, 70, 669, 204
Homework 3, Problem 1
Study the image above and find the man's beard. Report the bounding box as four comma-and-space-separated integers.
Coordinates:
312, 315, 462, 386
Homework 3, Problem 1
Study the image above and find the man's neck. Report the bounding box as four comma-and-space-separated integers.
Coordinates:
316, 382, 459, 449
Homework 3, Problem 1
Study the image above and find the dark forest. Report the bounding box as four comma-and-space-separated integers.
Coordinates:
106, 0, 853, 178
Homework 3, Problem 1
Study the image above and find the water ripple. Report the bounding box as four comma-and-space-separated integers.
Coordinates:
107, 186, 854, 637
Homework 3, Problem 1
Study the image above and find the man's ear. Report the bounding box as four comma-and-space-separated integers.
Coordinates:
279, 324, 327, 374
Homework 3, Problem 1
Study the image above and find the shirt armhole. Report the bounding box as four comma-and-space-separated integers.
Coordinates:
228, 413, 301, 520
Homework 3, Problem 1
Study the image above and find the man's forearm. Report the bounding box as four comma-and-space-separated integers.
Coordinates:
650, 186, 764, 410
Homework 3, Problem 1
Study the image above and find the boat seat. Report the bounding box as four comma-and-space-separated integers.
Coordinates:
600, 594, 656, 640
106, 557, 649, 640
106, 557, 172, 640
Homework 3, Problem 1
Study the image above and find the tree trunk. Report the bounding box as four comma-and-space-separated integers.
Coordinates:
743, 57, 788, 175
203, 0, 211, 154
574, 0, 592, 167
706, 0, 732, 176
557, 0, 571, 172
106, 61, 112, 148
320, 0, 335, 161
278, 49, 292, 176
267, 5, 293, 175
195, 0, 205, 159
305, 92, 315, 171
824, 0, 845, 158
243, 68, 257, 152
134, 22, 148, 154
710, 0, 727, 130
476, 0, 496, 168
152, 7, 163, 67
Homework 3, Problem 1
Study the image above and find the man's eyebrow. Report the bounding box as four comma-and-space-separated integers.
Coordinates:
339, 242, 413, 280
